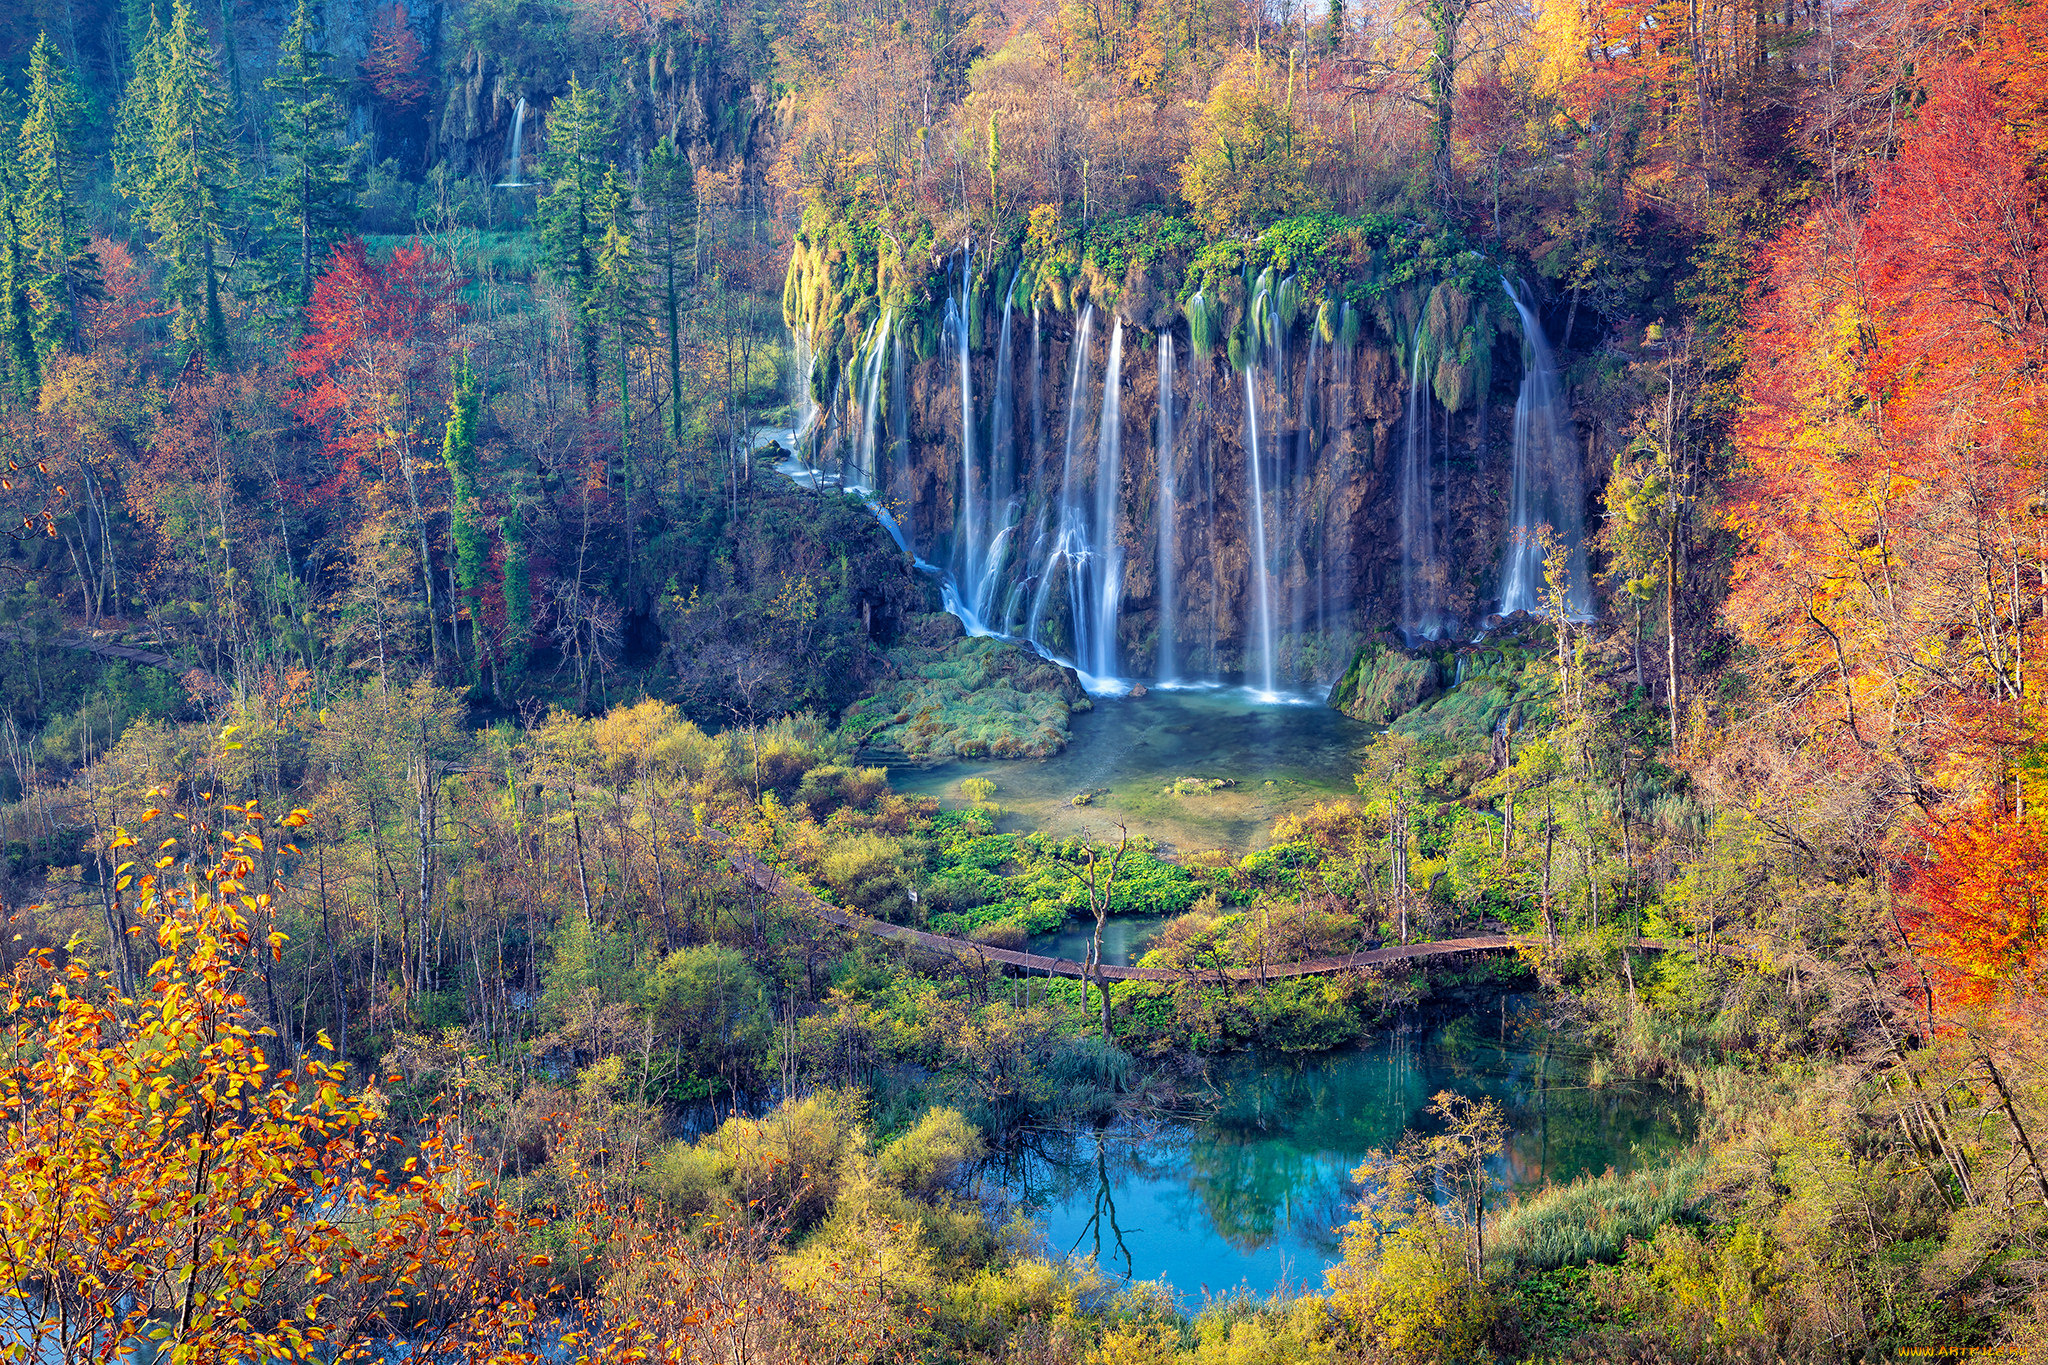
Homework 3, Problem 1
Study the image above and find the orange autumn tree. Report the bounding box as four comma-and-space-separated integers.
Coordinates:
1901, 801, 2048, 1001
0, 804, 548, 1364
362, 4, 428, 108
1727, 38, 2048, 998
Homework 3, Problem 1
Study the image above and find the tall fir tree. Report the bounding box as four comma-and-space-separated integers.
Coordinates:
259, 0, 357, 320
440, 352, 488, 685
122, 0, 168, 84
535, 77, 612, 412
641, 136, 695, 454
117, 0, 239, 366
588, 169, 652, 482
18, 34, 102, 363
0, 163, 41, 404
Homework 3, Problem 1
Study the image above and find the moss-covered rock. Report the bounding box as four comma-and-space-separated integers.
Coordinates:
1329, 629, 1554, 742
843, 628, 1093, 761
1388, 645, 1549, 744
1329, 643, 1443, 723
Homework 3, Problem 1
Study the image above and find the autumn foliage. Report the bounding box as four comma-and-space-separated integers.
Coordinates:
288, 238, 463, 487
0, 808, 547, 1363
1729, 37, 2048, 1007
362, 4, 428, 107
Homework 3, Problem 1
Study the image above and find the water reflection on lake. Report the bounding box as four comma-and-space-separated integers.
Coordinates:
987, 1003, 1695, 1300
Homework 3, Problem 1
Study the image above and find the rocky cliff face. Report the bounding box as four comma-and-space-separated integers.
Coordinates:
433, 34, 769, 184
787, 217, 1595, 689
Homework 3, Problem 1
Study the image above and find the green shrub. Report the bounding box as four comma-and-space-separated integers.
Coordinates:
877, 1107, 983, 1197
642, 944, 776, 1092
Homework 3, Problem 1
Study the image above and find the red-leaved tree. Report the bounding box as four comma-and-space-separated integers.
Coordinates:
363, 4, 428, 107
289, 237, 465, 671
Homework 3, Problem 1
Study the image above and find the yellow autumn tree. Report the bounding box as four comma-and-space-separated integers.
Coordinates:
1178, 62, 1328, 235
0, 800, 548, 1364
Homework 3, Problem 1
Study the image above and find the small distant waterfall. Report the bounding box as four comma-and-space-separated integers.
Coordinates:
947, 254, 979, 606
1001, 309, 1042, 637
1243, 366, 1277, 697
1400, 333, 1448, 642
1288, 325, 1321, 675
791, 328, 816, 440
1155, 330, 1178, 684
889, 328, 909, 530
497, 96, 527, 187
1498, 280, 1591, 617
971, 276, 1020, 622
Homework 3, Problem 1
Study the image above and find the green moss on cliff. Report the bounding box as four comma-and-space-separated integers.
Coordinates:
783, 204, 1516, 407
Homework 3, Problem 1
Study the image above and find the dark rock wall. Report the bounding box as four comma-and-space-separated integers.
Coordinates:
813, 307, 1545, 686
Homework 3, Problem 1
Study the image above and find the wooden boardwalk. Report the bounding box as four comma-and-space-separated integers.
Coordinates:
722, 842, 1677, 984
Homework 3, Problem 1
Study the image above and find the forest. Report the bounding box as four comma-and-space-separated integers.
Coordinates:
0, 0, 2039, 1355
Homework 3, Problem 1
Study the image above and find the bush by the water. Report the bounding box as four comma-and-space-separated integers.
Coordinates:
1487, 1154, 1708, 1273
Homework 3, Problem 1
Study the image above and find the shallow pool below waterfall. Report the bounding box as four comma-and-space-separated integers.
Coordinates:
888, 684, 1374, 854
985, 1004, 1695, 1302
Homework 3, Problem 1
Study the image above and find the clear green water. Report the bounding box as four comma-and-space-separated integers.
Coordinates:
1025, 914, 1178, 967
990, 1004, 1694, 1300
888, 685, 1373, 854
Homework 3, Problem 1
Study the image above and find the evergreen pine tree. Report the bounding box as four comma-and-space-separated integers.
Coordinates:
18, 34, 102, 362
441, 353, 488, 683
259, 0, 357, 320
117, 0, 239, 366
122, 0, 168, 83
0, 165, 41, 403
535, 77, 612, 411
588, 169, 652, 481
641, 136, 695, 454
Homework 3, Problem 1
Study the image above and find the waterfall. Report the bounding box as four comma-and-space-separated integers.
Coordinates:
1029, 305, 1095, 661
971, 275, 1020, 621
851, 313, 889, 489
1400, 332, 1448, 642
889, 328, 909, 532
1243, 366, 1277, 697
1498, 280, 1592, 618
778, 257, 1425, 702
497, 96, 527, 187
791, 328, 816, 442
1287, 325, 1321, 678
946, 255, 979, 606
1088, 318, 1124, 681
1322, 304, 1356, 664
1155, 329, 1178, 684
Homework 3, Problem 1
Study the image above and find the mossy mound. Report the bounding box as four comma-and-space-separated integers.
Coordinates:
1388, 645, 1550, 743
843, 627, 1093, 760
1329, 644, 1443, 723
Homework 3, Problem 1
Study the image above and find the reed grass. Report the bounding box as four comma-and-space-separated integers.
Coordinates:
1486, 1153, 1707, 1274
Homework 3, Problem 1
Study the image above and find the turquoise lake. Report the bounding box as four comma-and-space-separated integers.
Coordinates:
989, 1005, 1694, 1301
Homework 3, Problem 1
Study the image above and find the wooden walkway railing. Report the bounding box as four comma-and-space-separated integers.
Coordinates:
721, 841, 1679, 984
